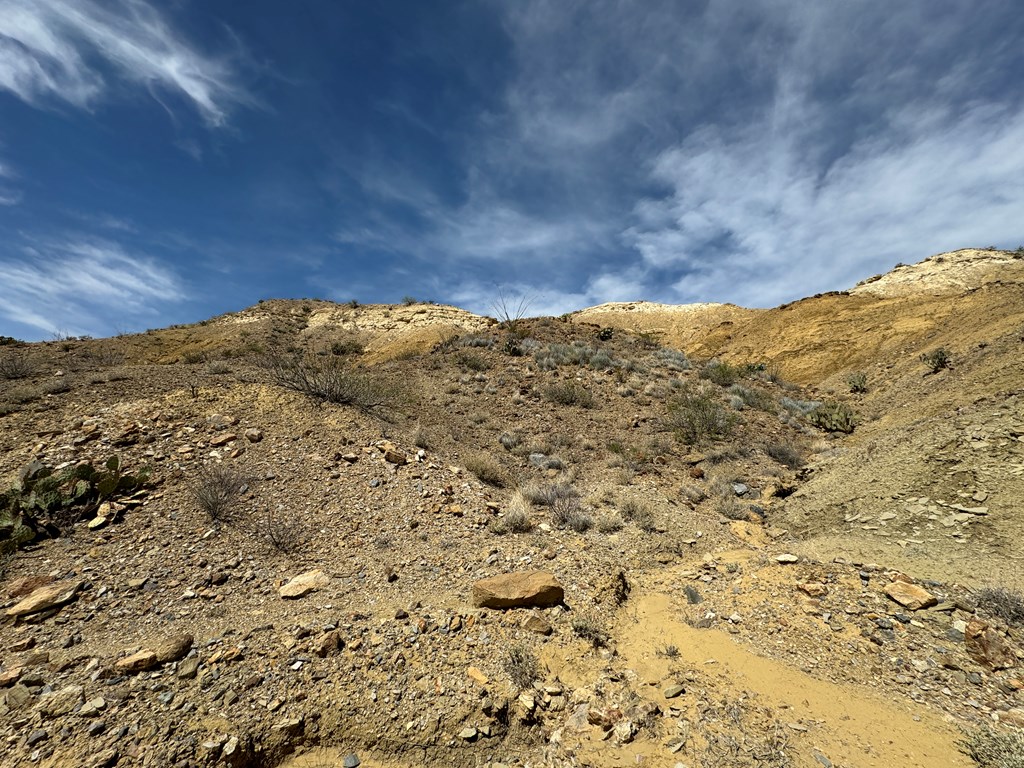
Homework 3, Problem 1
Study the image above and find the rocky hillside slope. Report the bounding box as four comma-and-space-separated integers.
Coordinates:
0, 249, 1022, 768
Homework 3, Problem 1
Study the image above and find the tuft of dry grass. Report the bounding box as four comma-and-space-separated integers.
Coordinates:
464, 452, 507, 487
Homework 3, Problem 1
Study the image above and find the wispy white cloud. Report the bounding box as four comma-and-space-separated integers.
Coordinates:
0, 237, 184, 336
0, 157, 20, 204
0, 0, 248, 126
398, 0, 1024, 309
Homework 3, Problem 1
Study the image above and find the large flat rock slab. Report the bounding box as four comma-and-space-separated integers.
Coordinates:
472, 571, 564, 609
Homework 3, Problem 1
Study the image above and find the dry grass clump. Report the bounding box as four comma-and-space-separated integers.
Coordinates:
619, 497, 657, 532
543, 380, 594, 408
976, 586, 1024, 627
503, 644, 540, 690
499, 431, 520, 451
765, 440, 804, 469
491, 492, 535, 535
960, 728, 1024, 768
727, 383, 775, 412
190, 464, 247, 521
595, 513, 625, 533
551, 495, 593, 532
521, 482, 578, 507
464, 452, 507, 487
571, 613, 609, 647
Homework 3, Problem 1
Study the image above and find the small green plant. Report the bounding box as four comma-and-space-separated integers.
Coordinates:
543, 381, 594, 408
656, 644, 680, 658
664, 386, 736, 444
633, 330, 663, 350
921, 347, 952, 373
1, 457, 149, 554
960, 727, 1024, 768
847, 371, 868, 393
503, 644, 540, 690
808, 401, 856, 433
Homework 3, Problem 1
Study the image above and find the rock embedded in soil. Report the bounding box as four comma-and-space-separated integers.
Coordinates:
471, 570, 564, 609
6, 581, 84, 618
883, 581, 937, 610
115, 649, 159, 674
278, 569, 330, 598
154, 633, 193, 663
965, 619, 1018, 670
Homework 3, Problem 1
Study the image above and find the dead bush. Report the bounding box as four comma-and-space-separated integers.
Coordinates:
262, 349, 398, 413
190, 464, 247, 521
503, 644, 540, 690
0, 354, 34, 380
552, 496, 593, 532
977, 586, 1024, 627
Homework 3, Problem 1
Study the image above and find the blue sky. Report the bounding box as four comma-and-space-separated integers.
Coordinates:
1, 1, 1023, 340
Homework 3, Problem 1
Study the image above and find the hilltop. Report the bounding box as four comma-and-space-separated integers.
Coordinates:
0, 248, 1023, 768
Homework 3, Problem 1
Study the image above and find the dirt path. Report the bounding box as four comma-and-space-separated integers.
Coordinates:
600, 580, 971, 768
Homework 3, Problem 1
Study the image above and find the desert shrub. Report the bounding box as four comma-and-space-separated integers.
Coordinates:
464, 453, 506, 487
700, 360, 742, 387
455, 351, 490, 371
728, 384, 774, 411
543, 381, 594, 408
633, 330, 663, 350
619, 497, 657, 531
503, 644, 540, 690
596, 513, 624, 533
551, 496, 593, 532
522, 482, 578, 507
457, 334, 494, 349
808, 401, 856, 433
780, 396, 820, 416
182, 350, 206, 364
0, 354, 34, 380
653, 348, 690, 371
262, 350, 397, 412
330, 338, 365, 356
190, 464, 247, 521
499, 432, 520, 451
40, 378, 71, 395
665, 387, 736, 444
206, 361, 231, 375
261, 506, 304, 553
976, 586, 1024, 627
571, 613, 609, 648
921, 347, 952, 373
847, 371, 868, 393
960, 728, 1024, 768
719, 498, 750, 521
765, 440, 804, 469
402, 296, 417, 306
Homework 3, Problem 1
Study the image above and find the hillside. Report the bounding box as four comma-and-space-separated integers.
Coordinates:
0, 249, 1022, 768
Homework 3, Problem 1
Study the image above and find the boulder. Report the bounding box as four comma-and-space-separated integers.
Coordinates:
472, 571, 564, 609
883, 581, 937, 610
